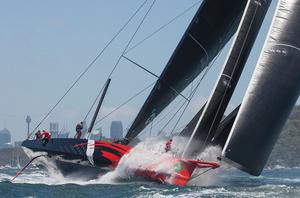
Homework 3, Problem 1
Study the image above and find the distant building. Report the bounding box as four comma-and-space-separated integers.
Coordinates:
50, 122, 59, 138
0, 128, 12, 149
110, 121, 123, 140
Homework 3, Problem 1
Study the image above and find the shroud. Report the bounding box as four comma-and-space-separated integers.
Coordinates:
125, 0, 248, 141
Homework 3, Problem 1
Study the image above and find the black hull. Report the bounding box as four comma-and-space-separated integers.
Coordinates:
22, 138, 131, 178
54, 160, 105, 180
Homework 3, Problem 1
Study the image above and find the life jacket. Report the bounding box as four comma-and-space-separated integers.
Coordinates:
165, 140, 172, 151
42, 131, 51, 139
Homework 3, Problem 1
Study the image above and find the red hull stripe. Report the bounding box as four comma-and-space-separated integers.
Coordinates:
101, 151, 121, 168
93, 144, 130, 154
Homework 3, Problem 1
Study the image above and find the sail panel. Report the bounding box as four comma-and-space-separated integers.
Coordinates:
181, 0, 271, 156
222, 0, 300, 176
126, 0, 248, 141
212, 105, 240, 148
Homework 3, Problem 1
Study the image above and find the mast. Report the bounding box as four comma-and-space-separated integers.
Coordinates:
222, 0, 300, 176
182, 0, 271, 157
88, 78, 111, 133
125, 0, 248, 142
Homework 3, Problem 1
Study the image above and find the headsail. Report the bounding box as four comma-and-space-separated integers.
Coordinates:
222, 0, 300, 176
125, 0, 248, 141
180, 104, 240, 148
212, 105, 240, 147
182, 0, 271, 156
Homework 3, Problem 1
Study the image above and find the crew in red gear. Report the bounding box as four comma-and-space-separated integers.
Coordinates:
165, 139, 172, 152
41, 130, 51, 146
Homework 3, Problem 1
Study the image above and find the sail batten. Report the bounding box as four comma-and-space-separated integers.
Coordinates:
125, 0, 248, 141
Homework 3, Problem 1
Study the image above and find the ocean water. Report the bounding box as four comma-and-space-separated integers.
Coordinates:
0, 165, 299, 198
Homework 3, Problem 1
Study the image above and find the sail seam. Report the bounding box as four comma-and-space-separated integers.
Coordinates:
221, 74, 233, 80
188, 33, 209, 65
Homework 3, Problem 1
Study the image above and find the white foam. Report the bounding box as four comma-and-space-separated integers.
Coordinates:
96, 137, 223, 186
13, 138, 222, 186
187, 146, 222, 186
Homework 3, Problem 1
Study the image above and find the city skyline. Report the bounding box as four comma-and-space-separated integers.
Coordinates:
2, 0, 295, 142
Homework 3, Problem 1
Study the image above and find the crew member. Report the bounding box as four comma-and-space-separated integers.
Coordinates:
165, 139, 172, 152
75, 121, 83, 139
113, 139, 121, 144
41, 130, 51, 146
35, 130, 42, 139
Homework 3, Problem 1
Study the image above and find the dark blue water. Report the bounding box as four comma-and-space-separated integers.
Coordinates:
0, 166, 299, 198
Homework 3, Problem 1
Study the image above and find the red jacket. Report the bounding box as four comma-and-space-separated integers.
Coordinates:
42, 131, 51, 139
165, 140, 172, 152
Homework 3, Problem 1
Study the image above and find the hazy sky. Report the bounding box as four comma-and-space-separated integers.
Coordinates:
0, 0, 287, 142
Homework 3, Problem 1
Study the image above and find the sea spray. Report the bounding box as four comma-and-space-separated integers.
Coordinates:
115, 138, 175, 178
96, 137, 182, 184
99, 137, 223, 186
187, 146, 222, 186
19, 138, 223, 186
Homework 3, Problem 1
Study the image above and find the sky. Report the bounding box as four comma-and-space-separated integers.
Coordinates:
0, 0, 289, 142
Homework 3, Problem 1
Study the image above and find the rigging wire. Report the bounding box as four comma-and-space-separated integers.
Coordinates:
135, 97, 185, 138
200, 4, 260, 151
108, 0, 157, 79
149, 119, 154, 137
147, 41, 223, 138
135, 61, 211, 139
122, 55, 190, 101
168, 50, 222, 137
158, 99, 188, 135
125, 0, 202, 54
83, 82, 107, 122
27, 0, 149, 139
94, 81, 155, 126
135, 71, 203, 139
154, 97, 186, 128
83, 0, 154, 122
154, 53, 218, 137
84, 0, 157, 124
134, 32, 223, 141
87, 0, 203, 136
122, 55, 160, 78
188, 167, 214, 183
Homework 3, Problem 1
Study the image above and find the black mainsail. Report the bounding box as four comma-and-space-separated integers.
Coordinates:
222, 0, 300, 176
182, 0, 271, 156
125, 0, 248, 141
